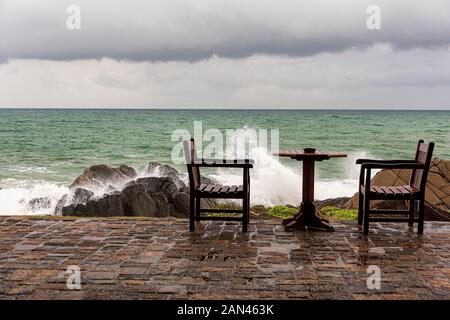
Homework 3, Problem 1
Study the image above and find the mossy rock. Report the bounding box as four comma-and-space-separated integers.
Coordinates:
251, 205, 268, 214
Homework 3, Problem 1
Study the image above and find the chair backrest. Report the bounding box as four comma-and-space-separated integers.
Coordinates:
410, 140, 434, 191
183, 138, 201, 189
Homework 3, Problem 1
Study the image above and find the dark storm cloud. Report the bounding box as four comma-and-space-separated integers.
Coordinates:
0, 0, 449, 62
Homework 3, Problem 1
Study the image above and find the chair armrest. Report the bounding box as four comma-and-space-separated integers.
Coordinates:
356, 159, 416, 164
360, 162, 425, 170
191, 159, 254, 168
202, 158, 255, 164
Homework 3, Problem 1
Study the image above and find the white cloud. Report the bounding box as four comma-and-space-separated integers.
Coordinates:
1, 44, 449, 108
0, 1, 449, 108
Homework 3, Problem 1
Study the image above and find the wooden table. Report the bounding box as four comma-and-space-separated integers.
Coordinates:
274, 150, 347, 231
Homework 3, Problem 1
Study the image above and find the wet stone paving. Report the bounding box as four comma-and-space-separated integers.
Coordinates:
0, 216, 449, 299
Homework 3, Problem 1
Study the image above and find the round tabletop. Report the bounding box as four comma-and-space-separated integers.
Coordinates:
274, 150, 347, 161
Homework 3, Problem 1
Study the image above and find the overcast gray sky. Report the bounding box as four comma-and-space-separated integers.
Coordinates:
0, 0, 449, 109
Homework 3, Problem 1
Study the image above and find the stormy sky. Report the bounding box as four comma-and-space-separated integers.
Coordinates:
0, 0, 449, 108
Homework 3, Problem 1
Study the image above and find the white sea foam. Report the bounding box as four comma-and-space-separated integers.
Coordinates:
0, 179, 68, 215
0, 148, 372, 215
209, 128, 371, 207
212, 148, 369, 207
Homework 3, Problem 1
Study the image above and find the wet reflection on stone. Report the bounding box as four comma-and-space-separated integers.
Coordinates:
0, 217, 449, 299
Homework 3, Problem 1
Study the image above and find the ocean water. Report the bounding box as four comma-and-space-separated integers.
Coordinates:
0, 109, 449, 215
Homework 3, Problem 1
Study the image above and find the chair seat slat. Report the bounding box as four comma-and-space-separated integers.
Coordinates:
397, 186, 410, 194
370, 185, 420, 196
404, 185, 418, 193
197, 184, 244, 195
380, 186, 393, 194
389, 186, 401, 195
372, 186, 383, 193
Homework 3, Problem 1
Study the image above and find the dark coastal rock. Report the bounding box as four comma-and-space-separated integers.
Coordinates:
106, 193, 124, 216
200, 175, 219, 186
63, 197, 107, 217
61, 162, 219, 218
73, 188, 94, 204
63, 176, 191, 218
134, 177, 179, 196
173, 191, 190, 216
55, 194, 68, 214
147, 161, 187, 188
120, 177, 180, 217
121, 177, 176, 201
251, 205, 268, 214
180, 186, 190, 194
62, 192, 124, 217
120, 183, 157, 216
146, 161, 219, 188
314, 197, 354, 210
127, 191, 159, 217
164, 203, 181, 217
120, 183, 146, 207
69, 164, 137, 189
54, 188, 94, 215
27, 197, 52, 211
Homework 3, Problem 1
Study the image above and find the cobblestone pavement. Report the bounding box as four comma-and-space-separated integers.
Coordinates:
0, 216, 449, 300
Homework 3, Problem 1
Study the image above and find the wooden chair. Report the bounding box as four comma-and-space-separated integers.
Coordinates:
183, 138, 254, 232
356, 140, 434, 234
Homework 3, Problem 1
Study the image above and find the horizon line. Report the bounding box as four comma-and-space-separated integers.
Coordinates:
0, 107, 449, 111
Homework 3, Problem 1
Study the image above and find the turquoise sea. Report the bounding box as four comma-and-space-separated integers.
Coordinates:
0, 109, 449, 214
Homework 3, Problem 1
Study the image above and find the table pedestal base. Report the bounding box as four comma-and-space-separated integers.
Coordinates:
282, 202, 334, 232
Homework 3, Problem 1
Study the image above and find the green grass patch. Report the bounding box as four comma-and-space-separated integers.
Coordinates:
263, 205, 357, 221
21, 205, 357, 221
208, 213, 234, 217
319, 206, 357, 220
267, 205, 298, 218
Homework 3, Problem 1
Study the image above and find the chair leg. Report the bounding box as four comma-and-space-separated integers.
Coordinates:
242, 196, 248, 233
418, 198, 425, 234
408, 200, 415, 227
358, 191, 364, 226
363, 195, 370, 235
189, 194, 195, 231
195, 197, 201, 222
246, 192, 250, 224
